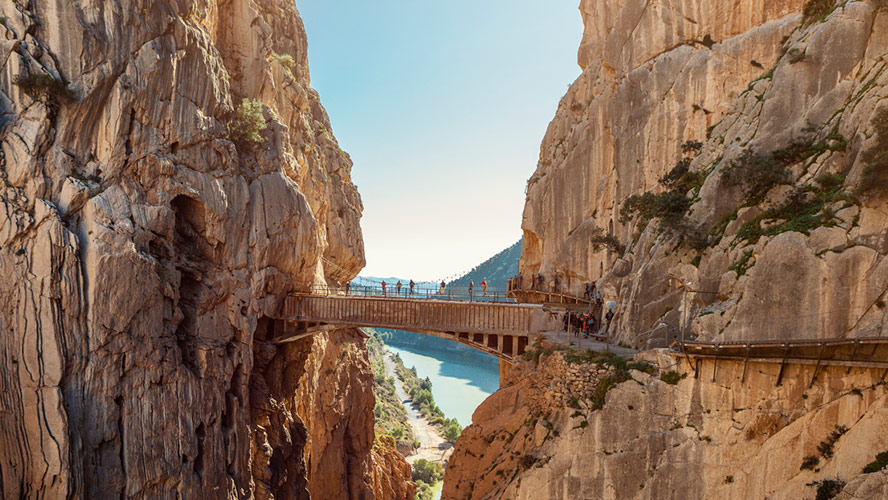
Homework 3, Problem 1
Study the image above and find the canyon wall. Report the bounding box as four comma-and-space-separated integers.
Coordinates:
444, 349, 888, 499
520, 0, 888, 345
0, 0, 409, 498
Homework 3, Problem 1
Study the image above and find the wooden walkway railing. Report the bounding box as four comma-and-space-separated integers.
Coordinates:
283, 294, 538, 335
674, 337, 888, 386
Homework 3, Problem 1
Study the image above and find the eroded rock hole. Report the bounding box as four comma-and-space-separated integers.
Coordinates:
194, 422, 206, 478
175, 269, 201, 374
171, 195, 213, 375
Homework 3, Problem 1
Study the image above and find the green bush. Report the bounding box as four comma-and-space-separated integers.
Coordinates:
721, 149, 792, 201
811, 479, 845, 500
13, 72, 76, 102
620, 190, 692, 234
414, 481, 434, 500
800, 455, 820, 471
589, 227, 625, 255
863, 451, 888, 473
229, 98, 267, 146
619, 139, 708, 243
442, 419, 462, 443
734, 175, 853, 246
660, 371, 687, 385
412, 458, 443, 484
856, 107, 888, 198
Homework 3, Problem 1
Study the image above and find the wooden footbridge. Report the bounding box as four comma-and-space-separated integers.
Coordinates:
274, 292, 561, 360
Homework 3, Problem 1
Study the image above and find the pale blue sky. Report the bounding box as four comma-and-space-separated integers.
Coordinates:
294, 0, 583, 281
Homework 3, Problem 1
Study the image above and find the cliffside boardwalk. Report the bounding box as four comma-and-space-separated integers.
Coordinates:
274, 286, 888, 374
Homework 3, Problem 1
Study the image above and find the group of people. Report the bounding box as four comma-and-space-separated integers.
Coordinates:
562, 308, 616, 338
347, 279, 491, 298
506, 273, 550, 292
376, 279, 417, 296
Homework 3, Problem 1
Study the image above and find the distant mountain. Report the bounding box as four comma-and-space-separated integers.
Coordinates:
448, 238, 522, 290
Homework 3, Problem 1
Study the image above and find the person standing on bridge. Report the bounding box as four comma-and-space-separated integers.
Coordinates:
468, 280, 474, 300
381, 280, 387, 296
396, 280, 402, 296
440, 280, 446, 295
409, 280, 415, 295
345, 282, 350, 296
605, 308, 615, 334
481, 279, 488, 296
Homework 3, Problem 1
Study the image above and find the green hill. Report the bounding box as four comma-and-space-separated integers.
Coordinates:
448, 238, 522, 291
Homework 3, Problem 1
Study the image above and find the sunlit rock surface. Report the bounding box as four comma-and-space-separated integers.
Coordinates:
0, 0, 410, 498
520, 0, 888, 344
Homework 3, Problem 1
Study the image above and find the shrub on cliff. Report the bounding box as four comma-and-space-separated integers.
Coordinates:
863, 451, 888, 473
589, 227, 625, 256
721, 149, 792, 202
856, 107, 888, 198
14, 72, 76, 102
229, 98, 267, 146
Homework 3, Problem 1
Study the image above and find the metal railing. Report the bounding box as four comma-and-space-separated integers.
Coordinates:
296, 284, 516, 303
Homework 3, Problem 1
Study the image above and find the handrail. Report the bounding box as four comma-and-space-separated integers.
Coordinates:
294, 284, 517, 303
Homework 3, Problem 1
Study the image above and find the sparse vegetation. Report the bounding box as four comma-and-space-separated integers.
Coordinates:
733, 174, 855, 246
660, 371, 687, 385
802, 0, 839, 26
817, 425, 849, 460
269, 52, 295, 68
367, 331, 414, 444
856, 107, 888, 198
863, 450, 888, 473
589, 227, 626, 256
801, 455, 820, 471
620, 140, 710, 247
724, 475, 734, 484
728, 249, 755, 277
229, 98, 267, 146
809, 478, 845, 500
13, 72, 76, 102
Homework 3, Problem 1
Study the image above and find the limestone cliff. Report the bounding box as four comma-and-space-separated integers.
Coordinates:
444, 349, 888, 499
0, 0, 410, 498
520, 0, 888, 346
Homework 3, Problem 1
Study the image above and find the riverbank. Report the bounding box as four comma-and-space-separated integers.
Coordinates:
383, 354, 453, 465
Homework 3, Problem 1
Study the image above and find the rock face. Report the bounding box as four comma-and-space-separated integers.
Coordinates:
0, 0, 410, 498
520, 0, 888, 345
444, 349, 888, 500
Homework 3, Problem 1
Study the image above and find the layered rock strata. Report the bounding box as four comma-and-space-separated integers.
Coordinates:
444, 349, 888, 499
520, 0, 888, 345
0, 0, 410, 498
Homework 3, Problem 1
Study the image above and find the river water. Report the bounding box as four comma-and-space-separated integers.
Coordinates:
383, 332, 500, 500
383, 333, 500, 428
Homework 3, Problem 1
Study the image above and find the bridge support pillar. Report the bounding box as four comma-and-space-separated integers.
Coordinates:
498, 359, 512, 388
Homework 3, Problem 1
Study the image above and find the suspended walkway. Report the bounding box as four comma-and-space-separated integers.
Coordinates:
273, 287, 562, 360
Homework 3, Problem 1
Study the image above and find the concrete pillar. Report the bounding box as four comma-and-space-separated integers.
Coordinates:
498, 359, 512, 387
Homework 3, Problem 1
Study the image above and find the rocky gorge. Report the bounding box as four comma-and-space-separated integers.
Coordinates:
0, 0, 412, 498
445, 0, 888, 499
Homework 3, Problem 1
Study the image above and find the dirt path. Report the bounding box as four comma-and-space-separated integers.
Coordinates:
383, 353, 453, 465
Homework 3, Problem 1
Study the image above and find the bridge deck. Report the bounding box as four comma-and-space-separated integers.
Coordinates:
280, 294, 552, 359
